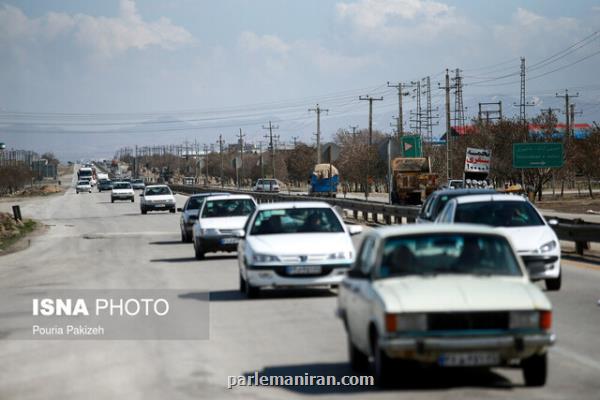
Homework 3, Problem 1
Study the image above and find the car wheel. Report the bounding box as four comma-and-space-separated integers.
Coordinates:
111, 198, 114, 203
239, 273, 247, 293
194, 239, 205, 260
522, 353, 547, 387
373, 334, 394, 387
131, 198, 134, 203
245, 279, 259, 298
141, 208, 147, 215
348, 336, 369, 372
545, 272, 561, 291
181, 230, 187, 243
169, 208, 176, 213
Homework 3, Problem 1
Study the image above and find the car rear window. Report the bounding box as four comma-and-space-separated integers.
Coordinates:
201, 199, 256, 218
250, 207, 343, 235
455, 201, 544, 227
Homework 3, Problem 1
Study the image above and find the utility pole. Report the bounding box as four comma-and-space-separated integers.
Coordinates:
556, 89, 579, 137
237, 129, 245, 188
513, 57, 535, 187
203, 144, 209, 186
452, 69, 465, 133
438, 69, 455, 182
258, 141, 265, 179
387, 82, 409, 139
262, 121, 279, 178
422, 76, 438, 142
359, 95, 384, 145
348, 125, 359, 138
308, 104, 329, 164
217, 134, 225, 187
409, 80, 422, 136
359, 94, 383, 200
292, 136, 299, 148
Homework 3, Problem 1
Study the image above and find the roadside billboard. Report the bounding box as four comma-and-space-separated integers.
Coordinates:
465, 147, 491, 173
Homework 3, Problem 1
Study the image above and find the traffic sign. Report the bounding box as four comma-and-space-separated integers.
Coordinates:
321, 142, 340, 163
513, 143, 564, 169
400, 135, 422, 157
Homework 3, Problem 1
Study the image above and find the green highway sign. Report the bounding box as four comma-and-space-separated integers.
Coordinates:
513, 143, 564, 169
401, 135, 422, 158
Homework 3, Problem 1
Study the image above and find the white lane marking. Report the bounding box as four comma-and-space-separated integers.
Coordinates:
82, 232, 176, 238
553, 346, 600, 371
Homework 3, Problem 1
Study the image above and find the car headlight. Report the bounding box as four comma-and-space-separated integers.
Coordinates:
539, 240, 557, 253
200, 228, 219, 236
385, 313, 427, 332
328, 251, 352, 260
509, 311, 540, 329
253, 253, 280, 263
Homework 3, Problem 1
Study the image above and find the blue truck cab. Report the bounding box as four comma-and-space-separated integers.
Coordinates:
308, 163, 339, 197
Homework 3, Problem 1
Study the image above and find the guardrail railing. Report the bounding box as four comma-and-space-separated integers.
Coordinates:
171, 184, 600, 255
170, 184, 420, 225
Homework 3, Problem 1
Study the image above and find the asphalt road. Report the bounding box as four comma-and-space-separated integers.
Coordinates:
1, 181, 600, 400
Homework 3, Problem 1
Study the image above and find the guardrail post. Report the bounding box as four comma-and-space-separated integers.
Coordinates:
574, 218, 590, 255
384, 214, 391, 224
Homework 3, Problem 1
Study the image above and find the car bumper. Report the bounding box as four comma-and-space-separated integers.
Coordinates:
143, 203, 175, 210
379, 332, 556, 364
112, 194, 134, 199
245, 264, 352, 288
520, 253, 561, 280
199, 236, 240, 252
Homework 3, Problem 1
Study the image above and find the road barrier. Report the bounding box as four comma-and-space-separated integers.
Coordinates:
171, 185, 600, 255
170, 185, 420, 224
545, 216, 600, 255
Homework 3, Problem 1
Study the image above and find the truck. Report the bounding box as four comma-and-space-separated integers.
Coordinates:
390, 157, 437, 205
308, 163, 339, 197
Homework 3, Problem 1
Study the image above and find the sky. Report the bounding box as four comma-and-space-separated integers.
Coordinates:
0, 0, 599, 160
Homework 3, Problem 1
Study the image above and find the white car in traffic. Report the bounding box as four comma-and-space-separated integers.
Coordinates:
75, 180, 92, 194
111, 181, 135, 203
337, 224, 554, 387
192, 195, 257, 259
237, 202, 363, 298
435, 194, 562, 290
140, 185, 176, 214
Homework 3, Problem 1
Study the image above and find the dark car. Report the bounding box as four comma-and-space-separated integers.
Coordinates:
97, 179, 113, 192
178, 192, 230, 242
416, 188, 496, 223
131, 179, 145, 190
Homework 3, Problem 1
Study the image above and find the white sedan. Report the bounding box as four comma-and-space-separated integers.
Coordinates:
237, 202, 362, 298
192, 195, 257, 260
111, 181, 134, 203
75, 180, 92, 194
337, 224, 554, 387
435, 194, 562, 290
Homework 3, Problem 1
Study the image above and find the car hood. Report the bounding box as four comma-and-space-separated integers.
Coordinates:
247, 233, 353, 255
198, 216, 249, 230
374, 275, 550, 313
494, 226, 556, 252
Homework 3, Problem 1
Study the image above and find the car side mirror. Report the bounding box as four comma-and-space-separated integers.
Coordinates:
347, 268, 369, 279
547, 218, 559, 226
347, 225, 363, 236
139, 193, 144, 197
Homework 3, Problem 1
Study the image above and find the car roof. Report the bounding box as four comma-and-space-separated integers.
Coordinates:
145, 184, 169, 189
256, 201, 332, 210
431, 188, 496, 197
189, 192, 230, 198
204, 194, 255, 201
452, 193, 527, 204
371, 223, 512, 239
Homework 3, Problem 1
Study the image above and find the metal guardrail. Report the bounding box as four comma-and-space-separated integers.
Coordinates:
170, 185, 420, 224
545, 216, 600, 255
171, 184, 600, 255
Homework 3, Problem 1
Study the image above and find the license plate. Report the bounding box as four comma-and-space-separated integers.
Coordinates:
438, 352, 500, 367
155, 204, 165, 208
220, 238, 239, 245
286, 265, 322, 275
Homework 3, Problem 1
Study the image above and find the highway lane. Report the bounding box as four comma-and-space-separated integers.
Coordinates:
0, 186, 599, 399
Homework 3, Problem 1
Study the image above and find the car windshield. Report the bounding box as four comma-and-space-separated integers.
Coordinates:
378, 233, 522, 279
113, 182, 131, 189
77, 181, 89, 185
145, 186, 171, 196
132, 179, 143, 184
454, 201, 544, 227
250, 207, 344, 235
201, 199, 255, 218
